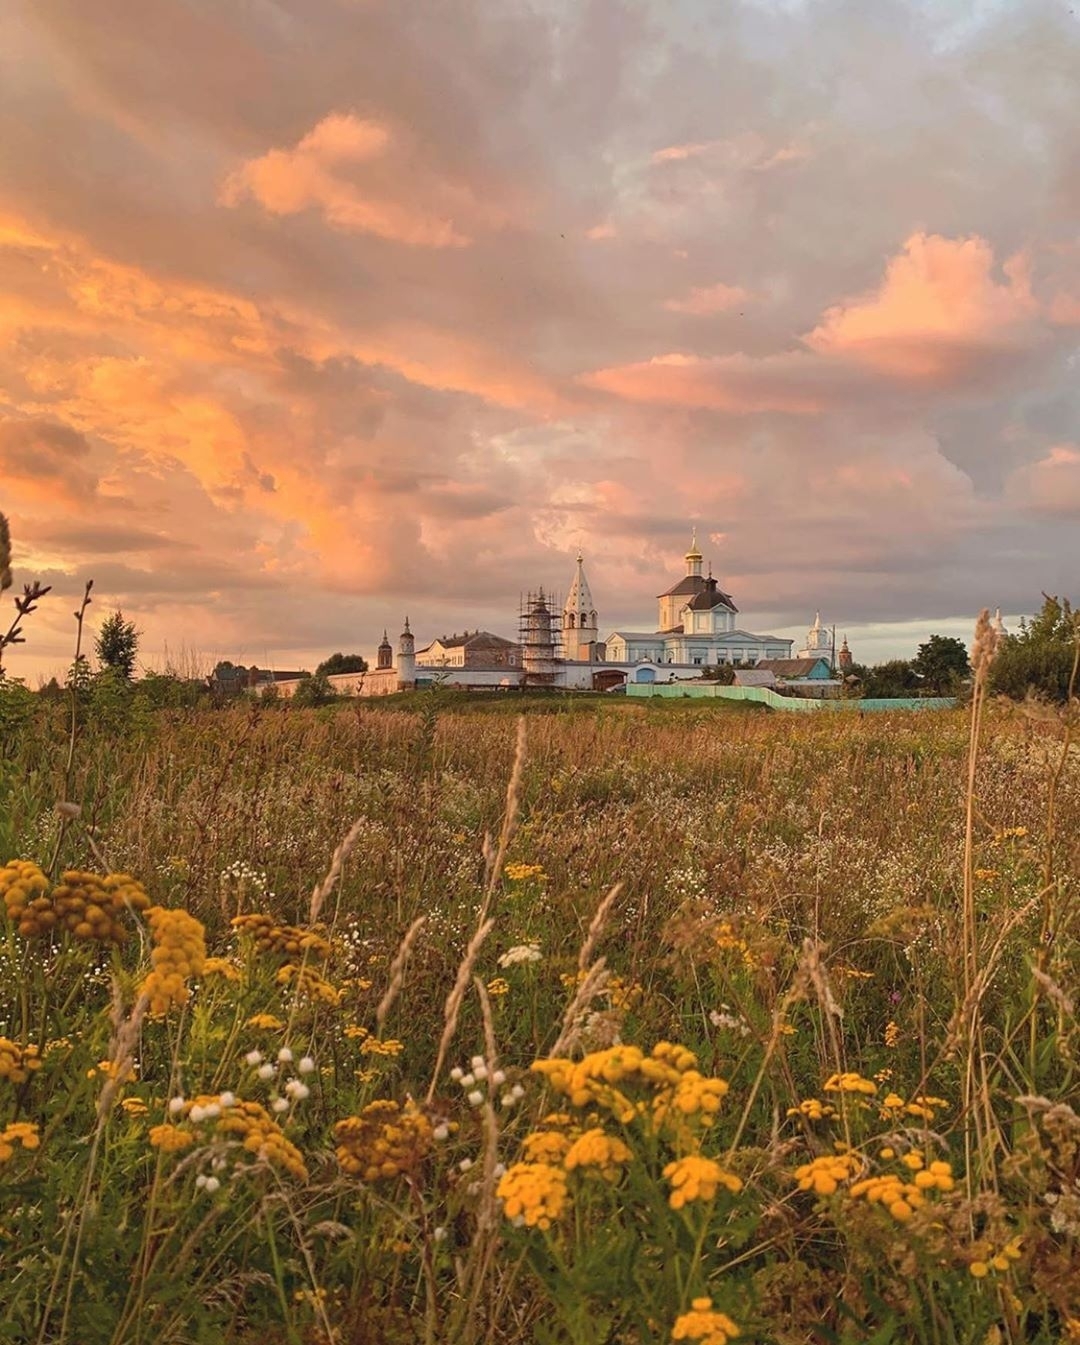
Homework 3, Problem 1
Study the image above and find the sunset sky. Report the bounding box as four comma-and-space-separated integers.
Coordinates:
2, 0, 1078, 681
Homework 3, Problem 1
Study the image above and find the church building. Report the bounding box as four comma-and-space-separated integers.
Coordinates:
601, 534, 793, 667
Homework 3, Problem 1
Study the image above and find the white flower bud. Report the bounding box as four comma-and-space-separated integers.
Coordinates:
204, 1176, 221, 1194
272, 1097, 289, 1114
491, 1069, 506, 1087
467, 1090, 484, 1107
285, 1080, 310, 1101
473, 1064, 488, 1082
432, 1122, 450, 1141
257, 1064, 275, 1080
168, 1096, 185, 1115
511, 1083, 525, 1100
458, 1157, 473, 1172
195, 1173, 207, 1188
277, 1047, 293, 1063
459, 1072, 475, 1088
433, 1226, 448, 1243
470, 1055, 486, 1070
218, 1092, 235, 1109
245, 1050, 263, 1066
298, 1056, 316, 1075
449, 1067, 464, 1082
189, 1104, 206, 1124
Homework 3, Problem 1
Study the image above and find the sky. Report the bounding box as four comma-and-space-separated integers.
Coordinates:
1, 0, 1078, 681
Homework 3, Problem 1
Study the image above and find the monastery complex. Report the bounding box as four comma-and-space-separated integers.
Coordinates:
274, 536, 853, 699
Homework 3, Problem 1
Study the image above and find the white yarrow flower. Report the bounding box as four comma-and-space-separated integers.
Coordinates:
497, 943, 542, 968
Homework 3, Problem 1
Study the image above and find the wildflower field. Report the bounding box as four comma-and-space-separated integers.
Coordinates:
0, 684, 1078, 1344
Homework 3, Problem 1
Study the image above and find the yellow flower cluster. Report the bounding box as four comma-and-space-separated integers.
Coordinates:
247, 1013, 285, 1030
153, 1094, 308, 1180
1, 862, 151, 943
786, 1098, 836, 1121
486, 977, 510, 997
87, 1058, 136, 1083
881, 1092, 948, 1121
532, 1041, 723, 1129
671, 1298, 740, 1344
0, 1037, 42, 1084
0, 1121, 40, 1163
563, 1127, 632, 1180
884, 1021, 900, 1048
497, 1162, 569, 1229
360, 1037, 404, 1057
148, 1123, 195, 1152
846, 1154, 954, 1221
121, 1097, 149, 1117
794, 1153, 864, 1196
334, 1099, 433, 1181
522, 1129, 572, 1163
141, 906, 207, 1015
663, 1155, 742, 1209
232, 912, 332, 960
276, 962, 342, 1005
970, 1237, 1022, 1278
504, 863, 547, 882
714, 923, 755, 970
653, 1071, 730, 1130
208, 1097, 308, 1181
823, 1072, 877, 1096
202, 957, 241, 981
606, 975, 643, 1011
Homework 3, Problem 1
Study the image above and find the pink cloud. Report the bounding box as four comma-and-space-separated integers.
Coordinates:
650, 141, 719, 164
581, 351, 828, 415
221, 112, 498, 248
805, 233, 1040, 381
1006, 444, 1080, 516
664, 281, 754, 314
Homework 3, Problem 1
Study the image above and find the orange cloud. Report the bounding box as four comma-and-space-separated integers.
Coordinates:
221, 111, 498, 248
664, 281, 754, 314
805, 233, 1039, 380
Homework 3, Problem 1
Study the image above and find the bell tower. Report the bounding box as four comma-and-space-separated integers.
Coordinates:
563, 552, 598, 661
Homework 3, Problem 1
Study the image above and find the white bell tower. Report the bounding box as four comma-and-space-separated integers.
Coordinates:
563, 553, 598, 662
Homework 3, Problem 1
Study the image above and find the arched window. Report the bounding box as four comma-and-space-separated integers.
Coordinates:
590, 610, 597, 627
567, 612, 576, 628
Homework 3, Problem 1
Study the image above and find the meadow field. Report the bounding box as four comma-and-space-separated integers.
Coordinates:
0, 689, 1078, 1344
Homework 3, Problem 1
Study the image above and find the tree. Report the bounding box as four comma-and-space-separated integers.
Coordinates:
292, 670, 335, 708
95, 610, 139, 680
913, 635, 970, 695
316, 652, 368, 676
990, 595, 1079, 703
860, 659, 920, 699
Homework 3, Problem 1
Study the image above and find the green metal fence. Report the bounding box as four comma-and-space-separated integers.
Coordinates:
625, 683, 956, 712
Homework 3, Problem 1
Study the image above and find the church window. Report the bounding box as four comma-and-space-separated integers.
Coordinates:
693, 656, 702, 665
567, 612, 575, 628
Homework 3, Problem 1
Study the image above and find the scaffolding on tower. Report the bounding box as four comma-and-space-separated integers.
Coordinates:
519, 588, 562, 687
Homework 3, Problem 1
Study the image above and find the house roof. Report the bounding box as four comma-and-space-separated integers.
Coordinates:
606, 631, 664, 642
685, 578, 738, 613
658, 574, 708, 599
756, 657, 832, 678
733, 669, 777, 687
422, 631, 517, 651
